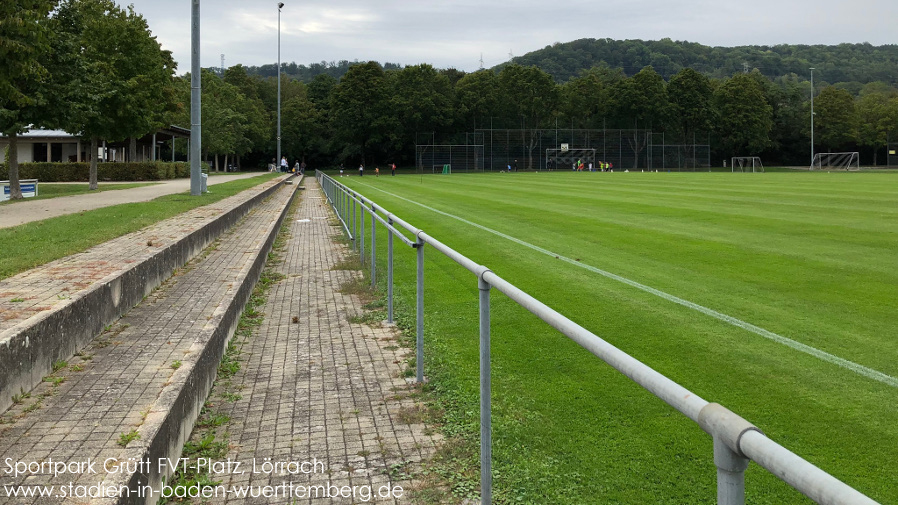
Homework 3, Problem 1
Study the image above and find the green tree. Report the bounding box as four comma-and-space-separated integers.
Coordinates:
454, 70, 499, 130
330, 62, 391, 165
763, 74, 808, 164
388, 64, 454, 162
713, 73, 774, 155
281, 95, 325, 166
497, 64, 559, 169
223, 65, 271, 168
667, 68, 713, 144
0, 0, 57, 199
855, 85, 898, 165
814, 86, 857, 151
610, 66, 668, 168
559, 67, 611, 128
224, 64, 262, 101
54, 0, 176, 189
307, 73, 337, 109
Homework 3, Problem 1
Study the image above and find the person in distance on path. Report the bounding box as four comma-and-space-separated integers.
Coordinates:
359, 164, 364, 176
391, 163, 396, 176
375, 167, 380, 177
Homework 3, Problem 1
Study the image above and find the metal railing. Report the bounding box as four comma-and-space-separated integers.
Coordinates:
316, 170, 880, 505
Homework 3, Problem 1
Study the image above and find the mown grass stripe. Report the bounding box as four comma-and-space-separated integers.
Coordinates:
356, 180, 898, 389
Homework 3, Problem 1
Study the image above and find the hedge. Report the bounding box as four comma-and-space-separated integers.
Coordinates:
0, 162, 190, 182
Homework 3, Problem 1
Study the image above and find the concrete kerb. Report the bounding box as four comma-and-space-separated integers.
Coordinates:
90, 177, 301, 505
0, 174, 295, 415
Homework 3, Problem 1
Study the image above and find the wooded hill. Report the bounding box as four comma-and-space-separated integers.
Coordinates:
506, 38, 898, 85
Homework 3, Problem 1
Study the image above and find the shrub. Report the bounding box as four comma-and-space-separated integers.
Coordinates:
0, 162, 191, 182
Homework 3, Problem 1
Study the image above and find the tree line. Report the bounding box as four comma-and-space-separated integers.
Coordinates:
5, 2, 898, 202
237, 61, 898, 170
511, 38, 898, 86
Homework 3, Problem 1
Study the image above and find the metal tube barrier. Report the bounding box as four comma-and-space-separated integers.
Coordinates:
483, 271, 708, 422
313, 171, 880, 505
323, 176, 353, 241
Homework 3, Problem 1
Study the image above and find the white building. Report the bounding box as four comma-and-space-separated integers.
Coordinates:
0, 126, 190, 164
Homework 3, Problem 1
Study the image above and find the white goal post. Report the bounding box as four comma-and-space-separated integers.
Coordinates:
731, 157, 764, 173
546, 148, 597, 170
811, 152, 860, 171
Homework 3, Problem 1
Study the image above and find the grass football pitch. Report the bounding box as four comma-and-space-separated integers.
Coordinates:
339, 171, 897, 504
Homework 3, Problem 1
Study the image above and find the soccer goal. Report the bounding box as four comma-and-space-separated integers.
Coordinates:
546, 148, 596, 170
811, 152, 860, 171
432, 164, 451, 174
731, 157, 764, 173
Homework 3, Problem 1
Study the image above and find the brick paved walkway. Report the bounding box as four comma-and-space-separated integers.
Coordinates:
0, 185, 295, 504
211, 178, 438, 504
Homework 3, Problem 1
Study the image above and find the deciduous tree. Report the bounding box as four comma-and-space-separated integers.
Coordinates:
497, 64, 558, 169
330, 62, 391, 165
0, 0, 57, 199
54, 0, 176, 189
713, 73, 774, 155
814, 86, 857, 151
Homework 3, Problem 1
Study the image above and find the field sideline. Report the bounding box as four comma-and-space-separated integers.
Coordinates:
340, 171, 898, 504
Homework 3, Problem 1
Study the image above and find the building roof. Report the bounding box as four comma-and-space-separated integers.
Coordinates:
0, 128, 74, 139
1, 126, 190, 141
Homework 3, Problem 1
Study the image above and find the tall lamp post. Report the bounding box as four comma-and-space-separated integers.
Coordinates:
190, 0, 201, 195
276, 3, 284, 170
810, 67, 815, 166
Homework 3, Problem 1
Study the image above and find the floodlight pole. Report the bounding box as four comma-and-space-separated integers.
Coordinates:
277, 3, 283, 170
810, 67, 815, 166
190, 0, 201, 196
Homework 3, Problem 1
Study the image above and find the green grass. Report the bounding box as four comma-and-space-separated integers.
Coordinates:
341, 171, 898, 504
117, 429, 140, 447
0, 182, 158, 205
0, 173, 280, 280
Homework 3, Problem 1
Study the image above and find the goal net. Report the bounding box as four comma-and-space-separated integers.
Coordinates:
432, 164, 451, 174
546, 148, 596, 170
811, 152, 860, 171
731, 157, 764, 173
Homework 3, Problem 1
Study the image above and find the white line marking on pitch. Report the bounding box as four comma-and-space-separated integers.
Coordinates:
355, 181, 898, 389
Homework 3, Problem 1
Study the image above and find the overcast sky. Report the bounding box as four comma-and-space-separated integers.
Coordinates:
128, 0, 897, 74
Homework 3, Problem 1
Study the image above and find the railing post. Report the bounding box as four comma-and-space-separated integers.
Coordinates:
352, 194, 357, 252
714, 436, 748, 505
699, 403, 753, 505
478, 275, 492, 505
387, 217, 394, 324
370, 204, 376, 288
360, 204, 365, 265
415, 237, 424, 383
